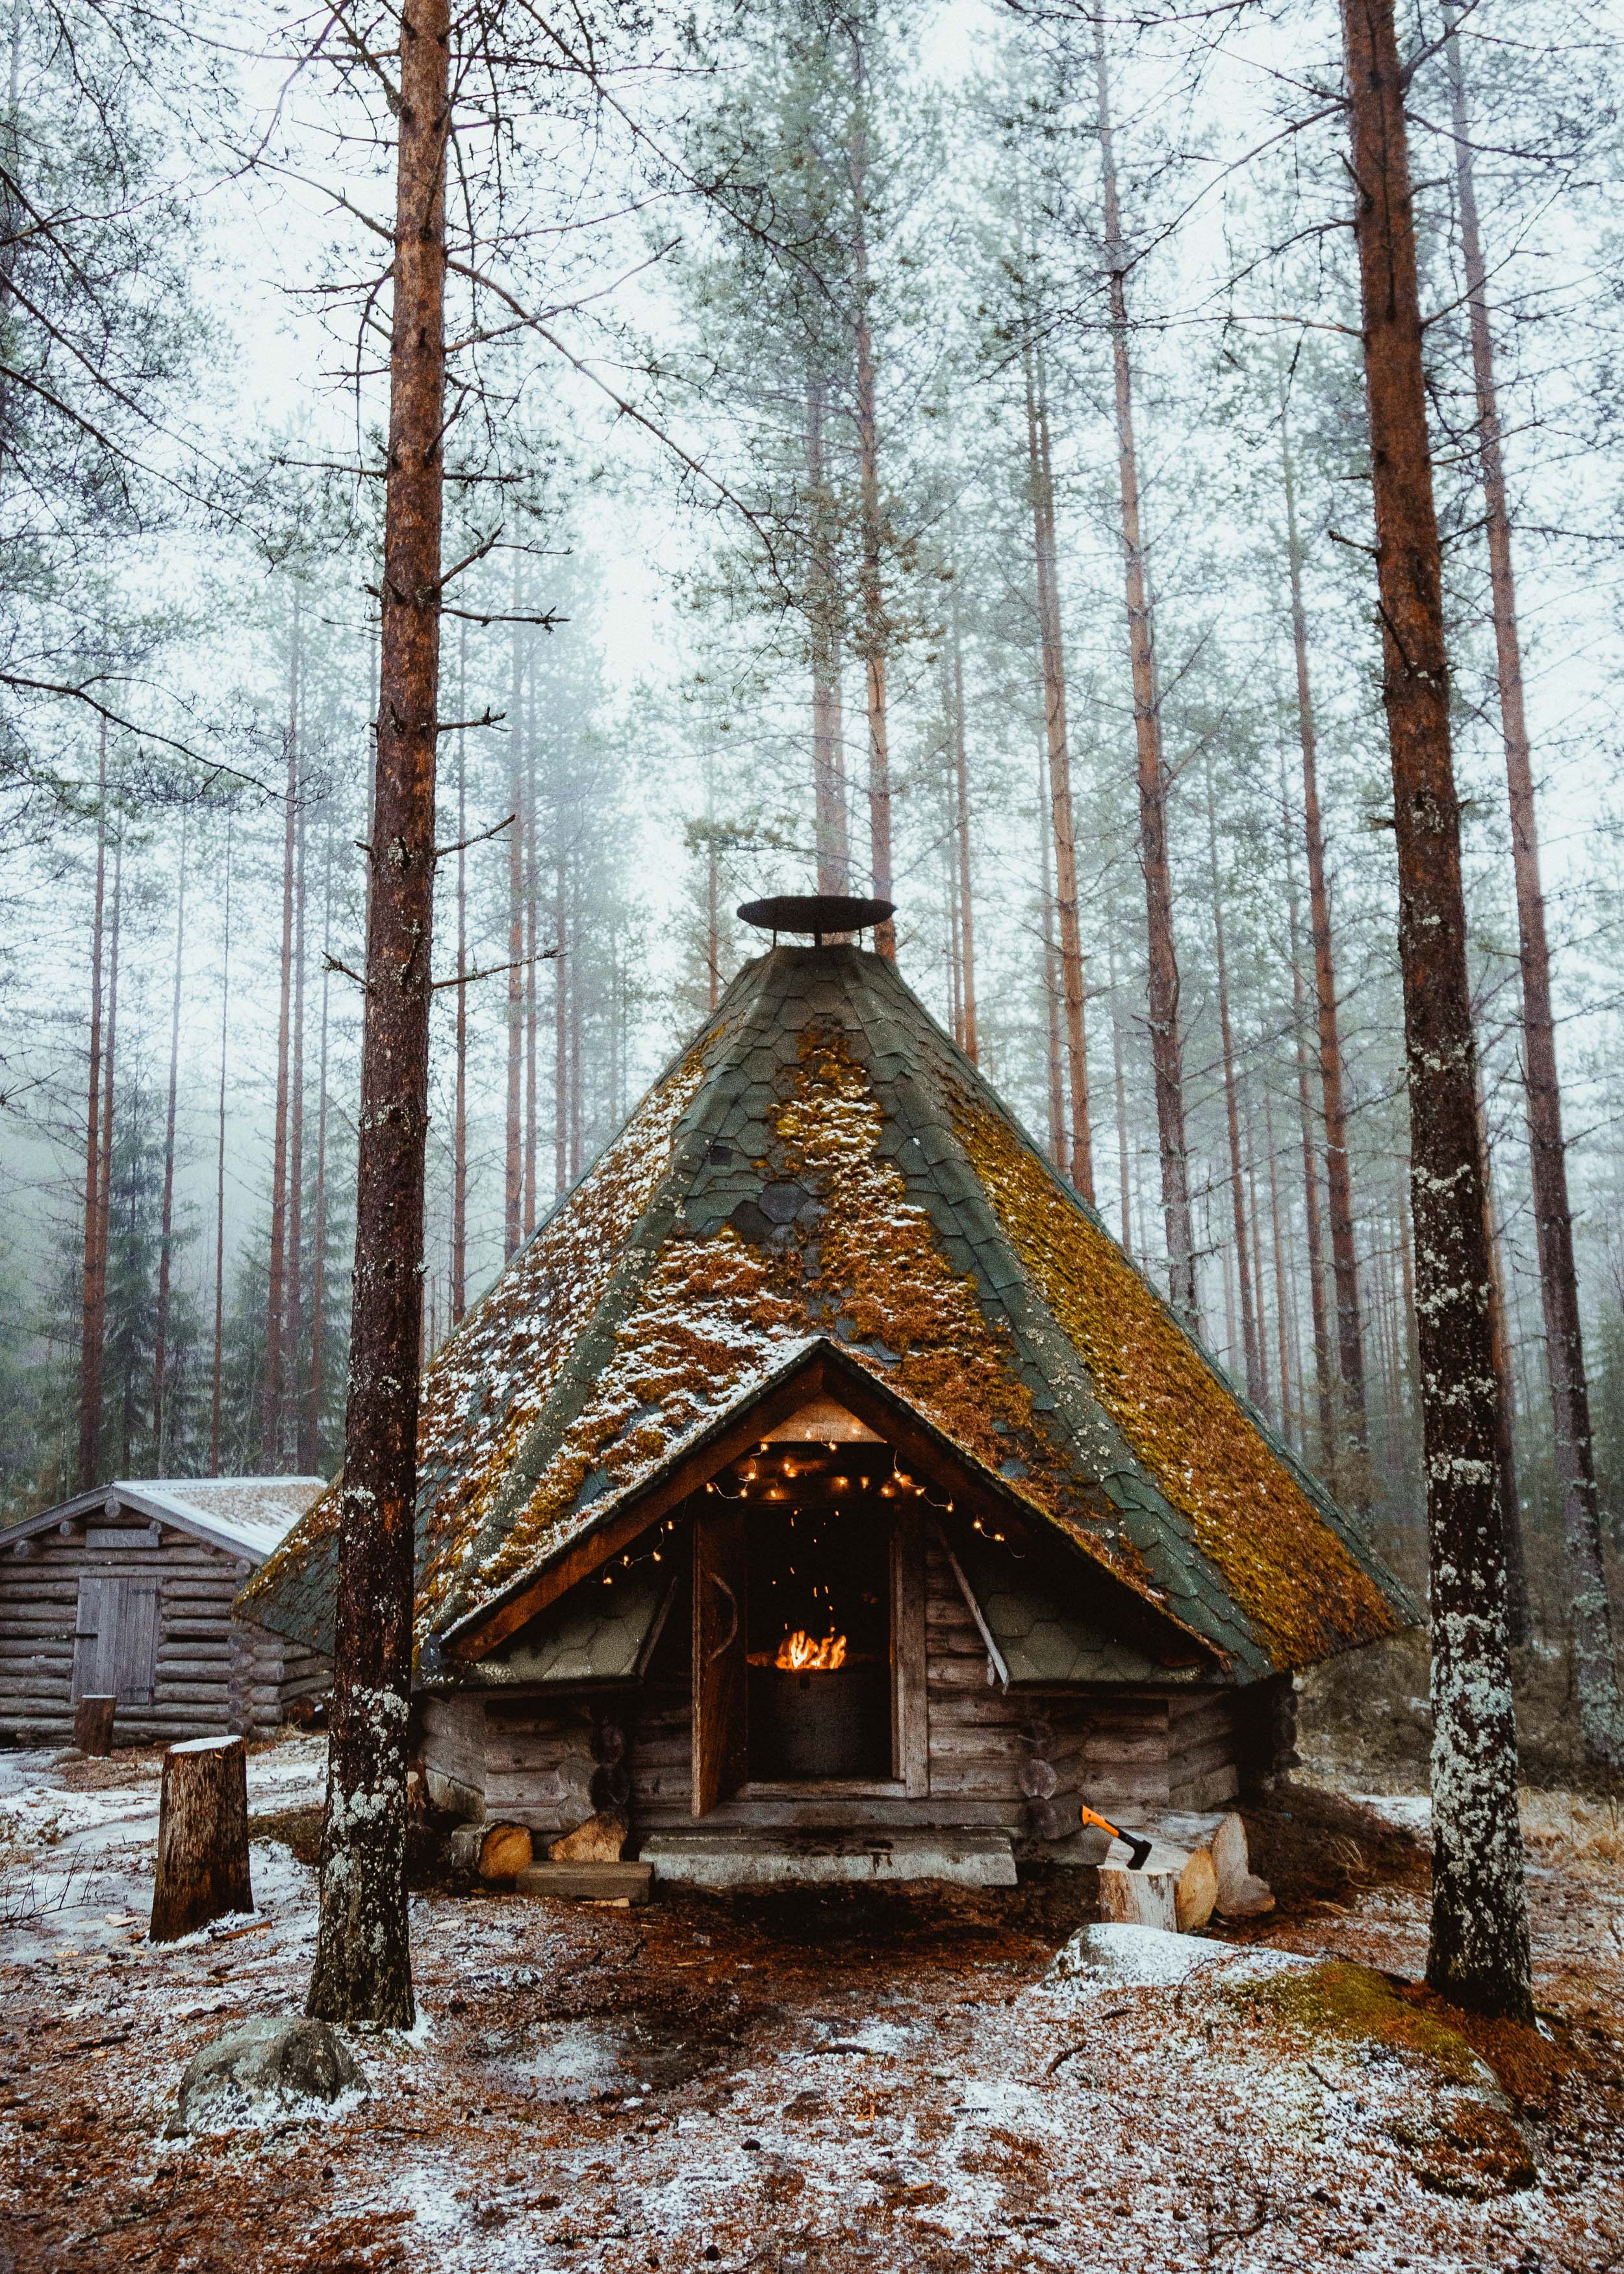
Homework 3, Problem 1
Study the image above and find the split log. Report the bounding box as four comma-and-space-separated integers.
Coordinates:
1210, 1811, 1275, 1917
1174, 1846, 1219, 1933
550, 1809, 628, 1864
149, 1735, 252, 1943
74, 1694, 116, 1757
448, 1821, 533, 1880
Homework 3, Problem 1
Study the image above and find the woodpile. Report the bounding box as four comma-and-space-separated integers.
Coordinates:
1095, 1809, 1273, 1934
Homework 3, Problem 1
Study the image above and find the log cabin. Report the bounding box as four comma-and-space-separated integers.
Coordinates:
242, 897, 1414, 1887
0, 1477, 329, 1747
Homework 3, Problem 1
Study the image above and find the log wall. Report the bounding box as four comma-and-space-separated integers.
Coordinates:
416, 1537, 1260, 1843
0, 1511, 324, 1745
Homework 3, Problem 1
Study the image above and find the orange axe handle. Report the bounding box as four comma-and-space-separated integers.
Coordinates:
1078, 1804, 1152, 1871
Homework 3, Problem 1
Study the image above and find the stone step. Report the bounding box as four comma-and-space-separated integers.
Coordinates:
641, 1828, 1017, 1891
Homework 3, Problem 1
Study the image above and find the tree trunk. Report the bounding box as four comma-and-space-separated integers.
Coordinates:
151, 1735, 252, 1943
1340, 0, 1531, 2021
847, 32, 893, 960
704, 755, 721, 1013
1024, 346, 1091, 1192
1247, 1094, 1273, 1416
153, 811, 188, 1469
807, 372, 849, 895
306, 0, 448, 2029
1447, 8, 1619, 1756
568, 847, 583, 1183
1282, 407, 1369, 1497
286, 764, 307, 1440
1093, 17, 1194, 1322
524, 698, 539, 1234
263, 607, 299, 1469
1282, 749, 1337, 1476
1036, 737, 1065, 1169
554, 834, 568, 1199
504, 570, 524, 1259
948, 570, 978, 1064
303, 831, 333, 1475
451, 625, 468, 1323
212, 821, 232, 1474
97, 833, 122, 1455
1205, 761, 1263, 1404
1264, 1088, 1295, 1445
77, 724, 109, 1491
1475, 1075, 1531, 1646
1106, 928, 1133, 1256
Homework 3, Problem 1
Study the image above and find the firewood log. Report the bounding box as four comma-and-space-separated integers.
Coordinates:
549, 1808, 629, 1864
1174, 1845, 1218, 1932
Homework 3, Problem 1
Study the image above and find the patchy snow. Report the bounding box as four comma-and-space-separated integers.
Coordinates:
0, 1735, 1620, 2271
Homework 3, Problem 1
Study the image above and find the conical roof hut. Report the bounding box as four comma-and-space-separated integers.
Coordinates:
244, 929, 1412, 1876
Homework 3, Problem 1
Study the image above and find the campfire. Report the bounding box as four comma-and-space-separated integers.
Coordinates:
775, 1629, 847, 1671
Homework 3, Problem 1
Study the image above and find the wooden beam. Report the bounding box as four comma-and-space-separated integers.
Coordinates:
891, 1505, 929, 1796
692, 1507, 748, 1815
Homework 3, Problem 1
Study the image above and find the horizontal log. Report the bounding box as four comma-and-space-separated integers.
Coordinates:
1078, 1767, 1174, 1805
925, 1722, 1028, 1761
924, 1763, 1026, 1799
1179, 1764, 1241, 1810
924, 1660, 1003, 1693
1171, 1733, 1237, 1780
638, 1797, 1023, 1832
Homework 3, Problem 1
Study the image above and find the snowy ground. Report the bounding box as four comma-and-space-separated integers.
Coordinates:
1, 1739, 1621, 2273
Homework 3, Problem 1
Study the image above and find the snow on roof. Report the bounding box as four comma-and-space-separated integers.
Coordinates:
0, 1477, 327, 1565
245, 942, 1415, 1679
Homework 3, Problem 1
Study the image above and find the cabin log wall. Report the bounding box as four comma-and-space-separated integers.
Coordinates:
412, 1526, 1258, 1843
0, 1513, 321, 1744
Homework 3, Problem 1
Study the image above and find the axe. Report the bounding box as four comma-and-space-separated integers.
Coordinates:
1078, 1804, 1152, 1871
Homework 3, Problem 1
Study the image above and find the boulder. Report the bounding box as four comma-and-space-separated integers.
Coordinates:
167, 2016, 363, 2136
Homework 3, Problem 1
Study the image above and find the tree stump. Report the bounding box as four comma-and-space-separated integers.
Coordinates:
73, 1695, 116, 1757
150, 1735, 253, 1943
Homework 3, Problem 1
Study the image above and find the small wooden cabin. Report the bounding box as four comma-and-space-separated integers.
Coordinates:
245, 904, 1414, 1883
0, 1477, 329, 1747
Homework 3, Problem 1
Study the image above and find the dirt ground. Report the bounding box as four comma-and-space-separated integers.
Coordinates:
1, 1733, 1621, 2274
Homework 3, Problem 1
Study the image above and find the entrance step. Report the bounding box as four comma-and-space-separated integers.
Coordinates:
641, 1828, 1017, 1891
516, 1859, 653, 1904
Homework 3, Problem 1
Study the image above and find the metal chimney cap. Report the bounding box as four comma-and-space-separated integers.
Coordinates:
737, 894, 894, 943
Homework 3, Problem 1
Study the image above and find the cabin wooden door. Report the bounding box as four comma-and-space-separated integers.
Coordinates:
73, 1577, 159, 1706
692, 1508, 748, 1815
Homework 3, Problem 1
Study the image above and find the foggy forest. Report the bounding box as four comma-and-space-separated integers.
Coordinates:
8, 0, 1623, 1646
5, 0, 1624, 2260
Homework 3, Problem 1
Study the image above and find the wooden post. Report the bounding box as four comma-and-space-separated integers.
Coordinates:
73, 1695, 116, 1757
150, 1735, 253, 1943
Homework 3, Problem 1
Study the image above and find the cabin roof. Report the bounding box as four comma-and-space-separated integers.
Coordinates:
242, 943, 1415, 1682
1, 1477, 327, 1564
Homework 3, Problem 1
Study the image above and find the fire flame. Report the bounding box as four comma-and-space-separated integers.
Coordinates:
776, 1629, 847, 1671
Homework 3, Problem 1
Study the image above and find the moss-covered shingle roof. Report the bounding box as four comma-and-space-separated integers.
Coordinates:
242, 943, 1414, 1682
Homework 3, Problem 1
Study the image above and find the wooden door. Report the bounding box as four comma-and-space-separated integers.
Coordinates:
73, 1577, 159, 1705
692, 1509, 748, 1815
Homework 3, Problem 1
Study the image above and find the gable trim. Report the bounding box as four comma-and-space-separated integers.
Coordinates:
440, 1336, 1221, 1672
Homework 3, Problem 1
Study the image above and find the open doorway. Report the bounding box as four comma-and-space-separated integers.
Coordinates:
744, 1491, 891, 1783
